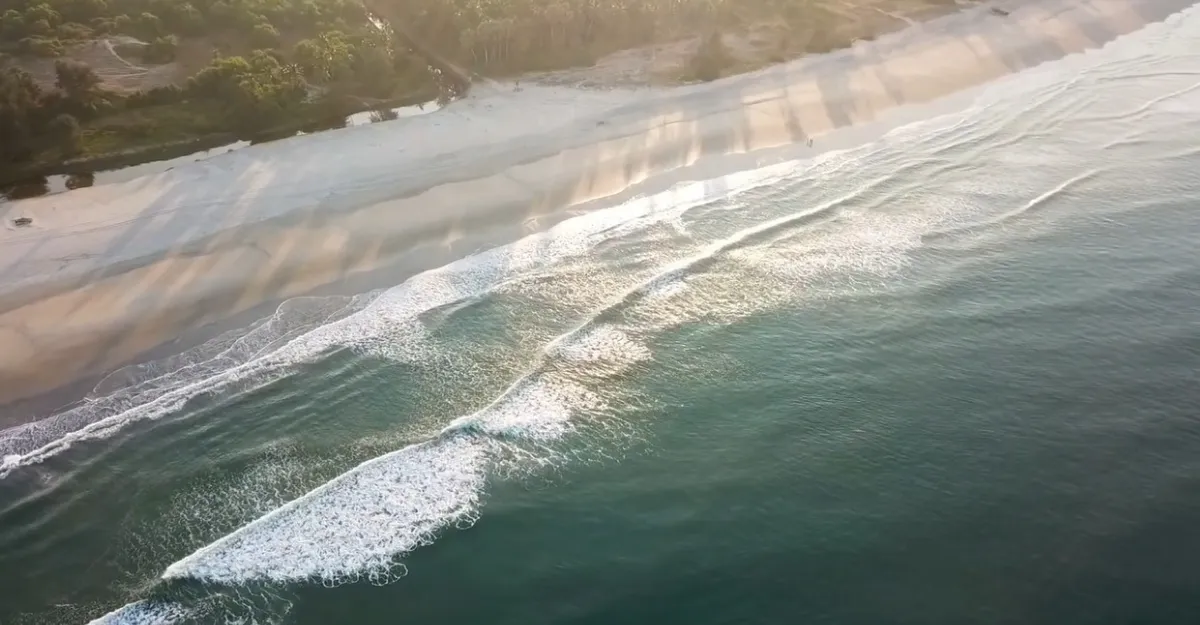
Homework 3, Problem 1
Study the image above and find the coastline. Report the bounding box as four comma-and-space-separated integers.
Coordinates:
1, 0, 1195, 421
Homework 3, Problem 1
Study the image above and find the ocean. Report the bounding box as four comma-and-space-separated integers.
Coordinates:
3, 5, 1200, 624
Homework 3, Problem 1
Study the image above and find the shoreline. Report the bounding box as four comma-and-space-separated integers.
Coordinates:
1, 0, 1195, 422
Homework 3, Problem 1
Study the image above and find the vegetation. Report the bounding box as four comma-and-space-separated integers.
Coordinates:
687, 30, 732, 82
375, 0, 793, 76
1, 0, 882, 177
0, 0, 443, 174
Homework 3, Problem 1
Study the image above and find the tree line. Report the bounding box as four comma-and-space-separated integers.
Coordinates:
1, 0, 816, 170
1, 0, 374, 55
378, 0, 791, 74
0, 0, 445, 168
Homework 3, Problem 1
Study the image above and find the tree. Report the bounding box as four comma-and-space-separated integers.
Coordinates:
250, 21, 280, 48
292, 31, 354, 82
54, 59, 101, 106
0, 10, 24, 38
167, 3, 204, 35
48, 112, 82, 155
143, 35, 178, 63
352, 45, 397, 96
24, 4, 62, 29
56, 22, 94, 39
186, 53, 306, 132
27, 17, 52, 35
20, 36, 64, 57
136, 11, 162, 38
689, 30, 730, 81
0, 68, 44, 162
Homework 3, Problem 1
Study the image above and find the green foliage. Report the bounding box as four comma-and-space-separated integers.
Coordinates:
293, 31, 354, 82
0, 10, 25, 38
250, 21, 280, 49
26, 16, 50, 35
54, 20, 91, 39
688, 31, 731, 81
187, 51, 306, 132
54, 59, 99, 103
24, 3, 61, 29
48, 111, 81, 154
125, 83, 182, 108
134, 11, 161, 38
88, 16, 111, 33
142, 35, 177, 63
19, 36, 63, 57
0, 67, 44, 162
352, 45, 396, 97
166, 2, 203, 35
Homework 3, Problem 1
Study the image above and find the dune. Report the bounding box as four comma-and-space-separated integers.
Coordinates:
0, 0, 1194, 417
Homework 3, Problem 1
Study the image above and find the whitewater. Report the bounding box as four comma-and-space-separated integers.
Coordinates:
1, 0, 1199, 623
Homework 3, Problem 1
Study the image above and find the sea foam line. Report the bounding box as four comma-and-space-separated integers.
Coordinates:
84, 600, 194, 625
159, 160, 897, 586
159, 282, 670, 585
0, 161, 795, 480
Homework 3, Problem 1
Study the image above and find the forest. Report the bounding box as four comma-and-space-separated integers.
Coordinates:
1, 0, 818, 174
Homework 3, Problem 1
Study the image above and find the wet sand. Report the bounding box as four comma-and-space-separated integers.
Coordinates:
0, 0, 1195, 418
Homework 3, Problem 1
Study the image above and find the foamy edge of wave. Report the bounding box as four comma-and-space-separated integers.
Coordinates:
85, 600, 194, 625
0, 161, 796, 480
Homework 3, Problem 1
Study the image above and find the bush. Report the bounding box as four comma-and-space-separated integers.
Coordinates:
20, 36, 64, 57
0, 10, 24, 38
142, 35, 178, 63
126, 84, 182, 107
112, 14, 131, 34
48, 112, 82, 155
89, 17, 113, 34
56, 21, 93, 39
26, 17, 52, 35
250, 22, 280, 48
688, 31, 731, 82
136, 11, 162, 38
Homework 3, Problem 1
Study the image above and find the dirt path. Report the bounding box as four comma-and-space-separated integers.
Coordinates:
14, 37, 182, 93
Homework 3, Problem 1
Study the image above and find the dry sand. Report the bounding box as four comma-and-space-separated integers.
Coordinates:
1, 0, 1195, 416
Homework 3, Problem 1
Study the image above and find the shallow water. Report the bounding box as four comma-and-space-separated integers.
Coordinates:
4, 6, 1200, 625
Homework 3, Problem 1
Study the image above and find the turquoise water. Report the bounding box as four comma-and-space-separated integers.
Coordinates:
4, 8, 1200, 624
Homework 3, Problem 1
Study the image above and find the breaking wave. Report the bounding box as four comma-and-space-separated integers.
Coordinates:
0, 162, 794, 480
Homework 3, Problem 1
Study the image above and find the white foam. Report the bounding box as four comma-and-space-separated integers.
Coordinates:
162, 435, 488, 584
147, 8, 1200, 589
161, 259, 689, 586
1, 159, 790, 479
552, 325, 652, 366
161, 317, 647, 585
453, 377, 605, 442
85, 601, 193, 625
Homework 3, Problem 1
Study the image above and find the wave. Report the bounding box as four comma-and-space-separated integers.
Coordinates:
158, 147, 904, 586
161, 319, 654, 585
85, 601, 194, 625
158, 230, 733, 585
0, 162, 795, 481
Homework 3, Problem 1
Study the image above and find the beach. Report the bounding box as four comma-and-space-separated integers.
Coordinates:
1, 0, 1194, 420
3, 1, 1200, 622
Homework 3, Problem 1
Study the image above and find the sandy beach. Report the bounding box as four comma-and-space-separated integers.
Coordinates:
0, 0, 1195, 419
